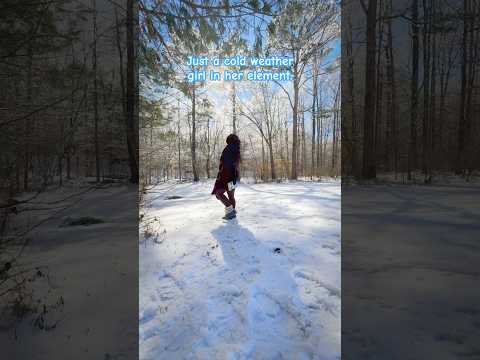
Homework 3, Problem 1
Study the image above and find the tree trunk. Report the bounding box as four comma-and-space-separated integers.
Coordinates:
374, 0, 384, 166
232, 82, 237, 134
93, 0, 101, 183
206, 117, 211, 178
285, 118, 289, 175
347, 10, 358, 178
429, 0, 437, 178
268, 141, 276, 180
332, 83, 340, 172
261, 133, 266, 181
24, 40, 33, 191
291, 60, 299, 179
422, 0, 431, 180
115, 7, 127, 120
317, 108, 322, 174
409, 0, 419, 179
385, 0, 398, 177
311, 58, 317, 179
362, 0, 378, 179
301, 110, 306, 177
126, 0, 139, 183
66, 45, 75, 181
464, 0, 477, 174
177, 102, 182, 181
455, 0, 468, 174
191, 87, 199, 182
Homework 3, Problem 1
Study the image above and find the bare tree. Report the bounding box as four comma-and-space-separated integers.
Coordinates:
126, 0, 139, 183
361, 0, 378, 179
269, 0, 338, 179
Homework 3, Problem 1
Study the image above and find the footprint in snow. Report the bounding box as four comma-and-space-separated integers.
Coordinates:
220, 285, 244, 304
294, 269, 341, 299
250, 291, 281, 322
240, 267, 260, 283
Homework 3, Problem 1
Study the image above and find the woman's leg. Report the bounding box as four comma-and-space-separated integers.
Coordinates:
215, 189, 231, 207
227, 189, 235, 209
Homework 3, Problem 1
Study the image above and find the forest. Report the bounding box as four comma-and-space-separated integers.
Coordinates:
342, 0, 480, 182
139, 0, 341, 189
0, 0, 138, 195
341, 2, 480, 357
138, 2, 342, 357
0, 0, 138, 345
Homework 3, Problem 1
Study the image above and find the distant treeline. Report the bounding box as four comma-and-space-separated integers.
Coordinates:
342, 0, 480, 181
0, 0, 139, 202
139, 0, 340, 186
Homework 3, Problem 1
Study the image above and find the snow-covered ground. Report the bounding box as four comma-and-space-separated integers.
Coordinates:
139, 180, 341, 360
1, 183, 138, 360
342, 183, 480, 359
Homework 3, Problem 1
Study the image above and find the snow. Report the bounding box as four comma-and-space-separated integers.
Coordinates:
139, 179, 341, 360
342, 183, 480, 359
1, 183, 138, 359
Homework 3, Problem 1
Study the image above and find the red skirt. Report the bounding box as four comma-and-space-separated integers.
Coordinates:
211, 166, 234, 195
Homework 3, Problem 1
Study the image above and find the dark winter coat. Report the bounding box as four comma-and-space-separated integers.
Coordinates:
211, 143, 240, 195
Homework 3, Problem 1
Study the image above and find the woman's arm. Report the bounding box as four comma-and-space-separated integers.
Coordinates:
233, 161, 240, 181
218, 152, 224, 170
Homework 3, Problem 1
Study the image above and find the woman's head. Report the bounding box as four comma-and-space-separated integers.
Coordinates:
226, 134, 241, 162
226, 133, 240, 146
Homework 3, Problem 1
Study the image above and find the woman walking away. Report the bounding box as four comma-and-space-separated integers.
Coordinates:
211, 134, 241, 220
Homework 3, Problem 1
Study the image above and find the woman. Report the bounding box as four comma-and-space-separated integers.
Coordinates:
211, 134, 241, 220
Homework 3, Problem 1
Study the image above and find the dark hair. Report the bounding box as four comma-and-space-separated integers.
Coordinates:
226, 133, 240, 146
226, 134, 241, 162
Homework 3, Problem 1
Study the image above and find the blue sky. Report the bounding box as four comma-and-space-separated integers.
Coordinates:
141, 1, 340, 136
